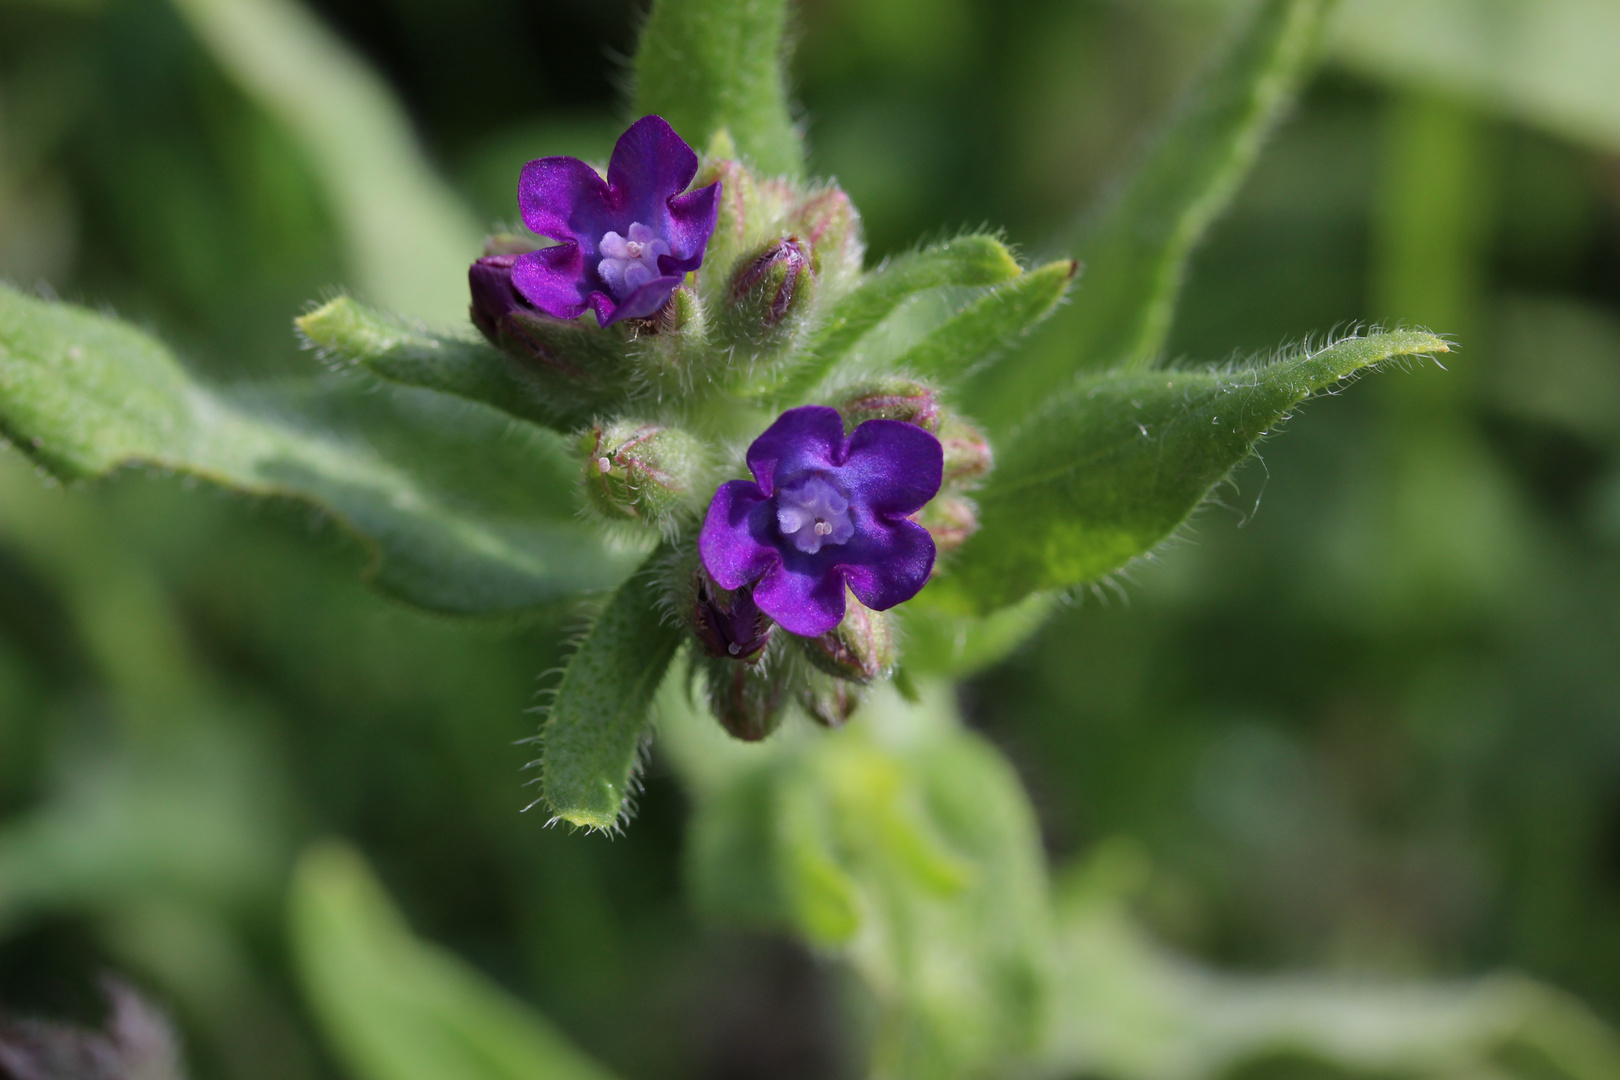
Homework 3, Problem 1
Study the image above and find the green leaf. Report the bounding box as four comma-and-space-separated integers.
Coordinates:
0, 286, 636, 613
633, 0, 802, 178
168, 0, 482, 324
935, 330, 1449, 613
290, 842, 621, 1080
539, 552, 685, 830
681, 683, 1051, 1080
298, 296, 628, 433
899, 259, 1076, 383
897, 593, 1057, 679
773, 234, 1024, 403
976, 0, 1336, 428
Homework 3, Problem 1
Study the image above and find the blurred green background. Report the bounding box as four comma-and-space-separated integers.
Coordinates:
2, 0, 1619, 1077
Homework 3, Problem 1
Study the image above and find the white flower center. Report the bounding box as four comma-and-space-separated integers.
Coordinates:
597, 222, 671, 299
776, 474, 855, 555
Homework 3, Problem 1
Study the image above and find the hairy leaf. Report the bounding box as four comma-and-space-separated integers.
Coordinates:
977, 0, 1336, 428
936, 330, 1448, 613
299, 297, 630, 433
900, 260, 1076, 383
540, 553, 684, 830
291, 842, 620, 1080
169, 0, 482, 325
0, 286, 635, 613
634, 0, 802, 178
773, 234, 1024, 403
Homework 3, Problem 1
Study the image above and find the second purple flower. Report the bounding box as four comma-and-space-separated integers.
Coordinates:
509, 115, 720, 327
699, 406, 943, 638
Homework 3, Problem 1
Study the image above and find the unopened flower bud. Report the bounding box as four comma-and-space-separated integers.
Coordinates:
692, 573, 774, 662
939, 415, 993, 487
703, 655, 787, 742
469, 253, 527, 344
799, 671, 864, 729
580, 420, 705, 528
834, 377, 941, 434
716, 236, 815, 351
798, 595, 896, 684
915, 495, 979, 554
790, 184, 864, 294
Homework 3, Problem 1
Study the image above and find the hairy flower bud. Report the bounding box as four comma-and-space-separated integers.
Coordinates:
834, 377, 942, 434
715, 236, 815, 352
798, 595, 896, 684
580, 420, 705, 528
790, 184, 864, 295
915, 495, 979, 554
939, 414, 993, 487
469, 253, 528, 344
691, 572, 773, 662
703, 655, 787, 742
799, 671, 864, 729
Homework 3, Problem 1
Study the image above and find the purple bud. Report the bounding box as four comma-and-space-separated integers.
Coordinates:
692, 572, 774, 661
469, 253, 528, 343
834, 377, 942, 434
799, 596, 896, 684
939, 415, 993, 487
718, 236, 815, 349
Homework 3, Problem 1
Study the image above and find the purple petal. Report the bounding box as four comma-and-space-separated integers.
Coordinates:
511, 243, 592, 321
598, 274, 686, 325
700, 480, 779, 591
518, 156, 614, 251
753, 561, 849, 637
659, 181, 722, 271
839, 516, 936, 611
745, 406, 847, 495
607, 116, 700, 226
841, 419, 944, 516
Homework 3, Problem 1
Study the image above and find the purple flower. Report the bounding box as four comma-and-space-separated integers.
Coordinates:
509, 115, 720, 327
700, 406, 943, 638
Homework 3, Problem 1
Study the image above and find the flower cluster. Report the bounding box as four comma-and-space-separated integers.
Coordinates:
468, 115, 992, 741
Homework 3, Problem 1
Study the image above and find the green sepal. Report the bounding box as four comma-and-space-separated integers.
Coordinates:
539, 549, 685, 830
901, 259, 1077, 384
626, 285, 713, 400
0, 285, 633, 614
976, 0, 1337, 428
934, 330, 1450, 613
298, 296, 630, 433
771, 234, 1024, 403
